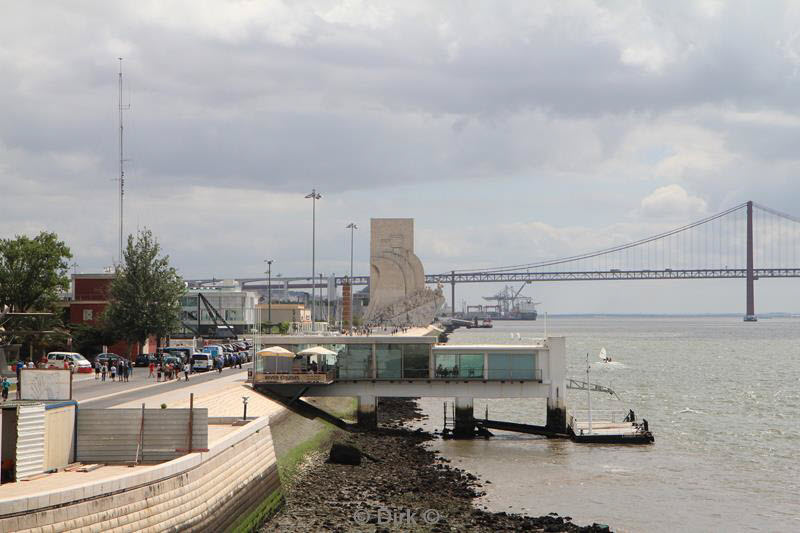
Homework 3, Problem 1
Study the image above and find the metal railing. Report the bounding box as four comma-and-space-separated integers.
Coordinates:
569, 409, 628, 424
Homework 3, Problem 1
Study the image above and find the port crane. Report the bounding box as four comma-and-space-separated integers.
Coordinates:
482, 282, 539, 317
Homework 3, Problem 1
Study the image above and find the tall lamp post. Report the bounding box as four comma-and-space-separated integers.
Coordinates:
346, 223, 358, 330
264, 259, 273, 332
305, 189, 322, 329
346, 223, 358, 280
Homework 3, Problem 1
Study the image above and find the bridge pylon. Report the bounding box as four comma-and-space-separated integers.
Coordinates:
745, 201, 757, 322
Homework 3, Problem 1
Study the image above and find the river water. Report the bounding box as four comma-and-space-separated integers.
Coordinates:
412, 317, 800, 532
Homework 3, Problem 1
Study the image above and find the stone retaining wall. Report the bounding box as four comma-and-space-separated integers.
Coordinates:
0, 416, 282, 532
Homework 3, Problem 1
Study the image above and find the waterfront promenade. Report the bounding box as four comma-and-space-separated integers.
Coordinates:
0, 366, 287, 532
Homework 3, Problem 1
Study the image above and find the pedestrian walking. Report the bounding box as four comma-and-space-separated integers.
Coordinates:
157, 364, 162, 382
101, 363, 107, 381
1, 377, 9, 402
95, 360, 100, 380
123, 362, 130, 382
149, 361, 155, 378
117, 361, 124, 382
110, 363, 116, 381
183, 362, 189, 381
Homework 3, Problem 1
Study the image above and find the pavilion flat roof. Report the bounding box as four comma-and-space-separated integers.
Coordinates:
257, 335, 437, 345
433, 343, 546, 351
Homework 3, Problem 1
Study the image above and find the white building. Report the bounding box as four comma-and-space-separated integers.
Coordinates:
177, 280, 259, 336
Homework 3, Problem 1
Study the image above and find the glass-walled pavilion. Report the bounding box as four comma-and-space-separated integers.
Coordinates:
253, 336, 544, 383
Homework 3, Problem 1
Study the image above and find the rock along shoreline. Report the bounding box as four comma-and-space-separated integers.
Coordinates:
263, 398, 612, 532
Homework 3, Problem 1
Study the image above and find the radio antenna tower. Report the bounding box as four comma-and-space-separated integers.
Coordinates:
117, 57, 130, 266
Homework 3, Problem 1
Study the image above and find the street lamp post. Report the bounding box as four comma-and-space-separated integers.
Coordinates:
264, 259, 273, 332
346, 223, 358, 330
305, 189, 322, 329
346, 223, 358, 280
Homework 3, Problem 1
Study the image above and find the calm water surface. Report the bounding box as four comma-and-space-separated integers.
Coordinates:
413, 317, 800, 532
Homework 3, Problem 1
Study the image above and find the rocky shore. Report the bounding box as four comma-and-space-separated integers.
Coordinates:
263, 398, 611, 532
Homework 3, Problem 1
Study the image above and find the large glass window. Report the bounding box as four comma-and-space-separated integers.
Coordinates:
459, 354, 484, 378
375, 343, 431, 379
376, 344, 402, 378
337, 344, 372, 379
487, 352, 537, 380
402, 344, 430, 378
434, 352, 484, 379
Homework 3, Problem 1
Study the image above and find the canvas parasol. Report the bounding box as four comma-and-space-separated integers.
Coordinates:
257, 346, 295, 373
257, 346, 294, 356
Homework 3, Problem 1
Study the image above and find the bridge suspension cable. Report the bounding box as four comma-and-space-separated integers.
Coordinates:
453, 202, 749, 273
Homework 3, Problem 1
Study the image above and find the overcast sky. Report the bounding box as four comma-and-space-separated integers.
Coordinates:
3, 0, 800, 313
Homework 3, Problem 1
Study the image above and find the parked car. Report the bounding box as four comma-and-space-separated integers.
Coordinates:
162, 346, 192, 363
191, 352, 213, 372
46, 352, 93, 373
96, 353, 127, 367
135, 354, 158, 367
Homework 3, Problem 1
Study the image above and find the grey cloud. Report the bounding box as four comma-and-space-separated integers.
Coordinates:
3, 1, 800, 313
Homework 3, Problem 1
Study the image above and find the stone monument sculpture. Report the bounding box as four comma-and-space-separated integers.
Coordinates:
364, 218, 444, 326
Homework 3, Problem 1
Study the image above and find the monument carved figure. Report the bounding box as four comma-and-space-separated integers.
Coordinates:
364, 218, 444, 326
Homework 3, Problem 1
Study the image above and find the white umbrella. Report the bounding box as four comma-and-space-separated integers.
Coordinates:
298, 346, 337, 369
257, 346, 294, 356
256, 346, 294, 374
297, 346, 337, 356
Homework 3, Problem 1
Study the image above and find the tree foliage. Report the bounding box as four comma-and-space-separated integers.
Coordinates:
0, 232, 72, 313
105, 229, 184, 351
0, 232, 72, 352
69, 322, 118, 357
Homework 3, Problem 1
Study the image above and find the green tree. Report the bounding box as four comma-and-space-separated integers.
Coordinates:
105, 229, 184, 356
0, 232, 72, 357
0, 232, 72, 313
69, 322, 119, 357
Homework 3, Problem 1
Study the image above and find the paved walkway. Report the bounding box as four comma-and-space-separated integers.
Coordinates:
77, 365, 251, 408
0, 376, 284, 504
112, 374, 284, 419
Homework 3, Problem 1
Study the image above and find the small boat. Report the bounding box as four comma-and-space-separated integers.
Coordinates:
598, 347, 611, 363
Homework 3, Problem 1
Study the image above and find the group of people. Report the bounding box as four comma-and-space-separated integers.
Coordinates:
148, 360, 190, 382
349, 325, 414, 336
94, 359, 132, 382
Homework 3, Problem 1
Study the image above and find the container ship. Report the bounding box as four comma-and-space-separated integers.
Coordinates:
511, 298, 539, 320
460, 285, 539, 320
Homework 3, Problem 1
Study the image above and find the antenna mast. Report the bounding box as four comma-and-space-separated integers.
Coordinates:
117, 57, 129, 265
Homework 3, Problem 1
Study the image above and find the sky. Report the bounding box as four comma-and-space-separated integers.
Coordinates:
2, 0, 800, 314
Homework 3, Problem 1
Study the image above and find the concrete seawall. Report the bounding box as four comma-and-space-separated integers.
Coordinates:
0, 414, 282, 532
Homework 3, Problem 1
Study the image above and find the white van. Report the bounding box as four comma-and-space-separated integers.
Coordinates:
46, 352, 92, 373
191, 353, 213, 372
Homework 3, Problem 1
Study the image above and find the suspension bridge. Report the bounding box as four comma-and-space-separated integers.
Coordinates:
190, 201, 800, 320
